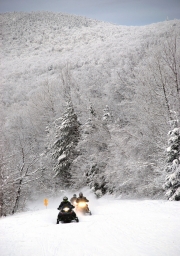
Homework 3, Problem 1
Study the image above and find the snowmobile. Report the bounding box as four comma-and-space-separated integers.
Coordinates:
56, 204, 79, 224
76, 202, 92, 215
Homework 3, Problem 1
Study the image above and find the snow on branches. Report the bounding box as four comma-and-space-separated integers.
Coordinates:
164, 127, 180, 201
48, 101, 81, 187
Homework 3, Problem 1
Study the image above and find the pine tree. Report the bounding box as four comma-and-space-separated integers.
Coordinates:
50, 101, 81, 188
70, 104, 110, 197
164, 127, 180, 200
102, 105, 113, 124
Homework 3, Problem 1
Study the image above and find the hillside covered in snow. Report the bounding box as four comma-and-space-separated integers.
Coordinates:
0, 12, 180, 216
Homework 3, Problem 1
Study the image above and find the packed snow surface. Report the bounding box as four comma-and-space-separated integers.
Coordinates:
0, 196, 179, 256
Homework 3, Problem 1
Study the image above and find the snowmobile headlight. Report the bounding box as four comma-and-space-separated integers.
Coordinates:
78, 202, 87, 207
64, 207, 69, 212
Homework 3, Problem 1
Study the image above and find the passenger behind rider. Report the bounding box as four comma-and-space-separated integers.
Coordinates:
70, 194, 77, 206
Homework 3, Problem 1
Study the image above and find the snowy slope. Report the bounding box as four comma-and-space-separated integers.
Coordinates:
1, 12, 179, 107
0, 197, 179, 256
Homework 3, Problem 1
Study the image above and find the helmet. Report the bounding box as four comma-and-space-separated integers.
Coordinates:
63, 196, 68, 202
79, 192, 83, 198
73, 194, 77, 197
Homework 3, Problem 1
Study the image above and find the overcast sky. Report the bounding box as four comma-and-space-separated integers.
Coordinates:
0, 0, 180, 26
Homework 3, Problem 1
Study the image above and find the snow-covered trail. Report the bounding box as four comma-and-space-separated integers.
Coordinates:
0, 199, 179, 256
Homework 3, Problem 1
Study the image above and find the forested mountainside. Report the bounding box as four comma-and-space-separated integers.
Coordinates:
1, 12, 180, 215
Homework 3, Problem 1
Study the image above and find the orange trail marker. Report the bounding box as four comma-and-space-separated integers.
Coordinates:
44, 198, 48, 208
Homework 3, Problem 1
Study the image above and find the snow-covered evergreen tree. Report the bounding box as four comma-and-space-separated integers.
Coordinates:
102, 105, 113, 124
164, 127, 180, 200
70, 105, 110, 197
85, 162, 107, 198
48, 101, 81, 188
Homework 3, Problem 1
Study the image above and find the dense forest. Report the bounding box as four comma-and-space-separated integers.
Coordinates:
1, 12, 180, 216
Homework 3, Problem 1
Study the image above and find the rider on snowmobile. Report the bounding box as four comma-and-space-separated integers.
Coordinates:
58, 196, 75, 212
76, 192, 89, 203
76, 192, 90, 211
57, 196, 78, 222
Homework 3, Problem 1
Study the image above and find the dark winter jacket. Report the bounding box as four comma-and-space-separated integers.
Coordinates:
58, 201, 74, 210
76, 197, 89, 203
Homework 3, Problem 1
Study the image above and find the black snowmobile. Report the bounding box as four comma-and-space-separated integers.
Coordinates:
57, 204, 79, 224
